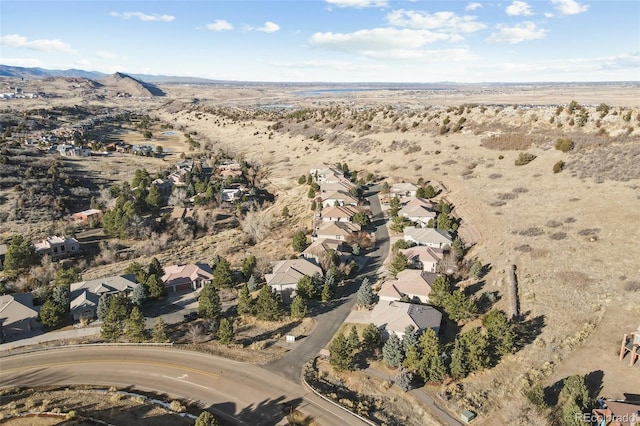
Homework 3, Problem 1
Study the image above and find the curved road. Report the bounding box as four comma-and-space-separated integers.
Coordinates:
0, 346, 368, 426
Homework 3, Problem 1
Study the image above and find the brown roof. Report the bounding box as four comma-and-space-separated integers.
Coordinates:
321, 205, 360, 219
378, 270, 441, 300
371, 301, 442, 337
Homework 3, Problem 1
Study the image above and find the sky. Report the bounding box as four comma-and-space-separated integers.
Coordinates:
0, 0, 639, 83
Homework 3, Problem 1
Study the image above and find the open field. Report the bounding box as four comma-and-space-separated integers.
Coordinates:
1, 80, 639, 424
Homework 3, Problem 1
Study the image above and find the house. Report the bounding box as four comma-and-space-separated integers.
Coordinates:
69, 275, 138, 321
400, 246, 444, 273
0, 293, 40, 340
132, 144, 156, 156
398, 198, 437, 227
320, 180, 354, 194
219, 169, 243, 179
302, 238, 347, 263
314, 221, 361, 242
321, 205, 361, 222
34, 236, 80, 260
168, 168, 189, 185
71, 209, 103, 225
378, 269, 441, 303
591, 399, 640, 426
152, 178, 174, 194
0, 244, 7, 271
404, 227, 453, 249
265, 258, 323, 299
321, 190, 359, 207
391, 182, 419, 198
221, 188, 243, 202
161, 263, 213, 293
310, 164, 343, 183
175, 158, 194, 171
370, 300, 442, 339
169, 207, 195, 221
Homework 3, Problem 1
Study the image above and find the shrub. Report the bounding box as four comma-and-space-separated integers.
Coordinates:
515, 152, 537, 166
553, 160, 565, 173
555, 138, 574, 152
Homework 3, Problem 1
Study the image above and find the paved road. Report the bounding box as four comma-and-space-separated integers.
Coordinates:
266, 186, 390, 382
0, 346, 369, 426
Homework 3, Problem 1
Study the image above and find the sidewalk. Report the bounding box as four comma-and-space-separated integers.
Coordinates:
362, 367, 463, 426
0, 326, 101, 352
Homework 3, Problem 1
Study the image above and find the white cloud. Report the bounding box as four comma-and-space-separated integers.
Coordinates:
0, 34, 77, 54
386, 10, 486, 33
325, 0, 388, 8
206, 19, 233, 31
486, 22, 547, 44
96, 50, 117, 59
110, 11, 175, 22
544, 12, 554, 18
550, 0, 589, 15
309, 28, 475, 62
466, 2, 483, 11
73, 59, 92, 68
0, 57, 43, 67
256, 21, 280, 33
506, 1, 534, 16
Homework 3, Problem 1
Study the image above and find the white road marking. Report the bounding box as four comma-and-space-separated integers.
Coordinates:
161, 375, 208, 390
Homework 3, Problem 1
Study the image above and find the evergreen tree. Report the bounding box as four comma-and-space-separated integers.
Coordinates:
483, 310, 516, 358
416, 328, 446, 383
310, 200, 317, 211
428, 275, 451, 308
389, 252, 409, 277
51, 286, 70, 311
347, 325, 360, 353
463, 327, 490, 372
52, 269, 79, 287
101, 297, 125, 341
402, 343, 422, 373
307, 187, 316, 199
469, 260, 483, 280
237, 284, 253, 315
247, 274, 259, 292
241, 255, 256, 278
195, 411, 219, 426
97, 293, 110, 321
395, 368, 414, 392
296, 275, 316, 300
290, 296, 307, 319
321, 281, 334, 302
213, 258, 234, 288
218, 318, 234, 344
452, 237, 465, 260
353, 211, 371, 228
148, 257, 164, 279
382, 333, 404, 368
132, 283, 148, 306
437, 212, 453, 231
356, 277, 374, 307
402, 325, 419, 353
560, 375, 590, 410
146, 183, 163, 213
446, 290, 477, 322
450, 335, 470, 379
561, 398, 588, 426
292, 230, 308, 252
389, 196, 400, 218
255, 285, 283, 321
362, 323, 382, 354
329, 334, 354, 372
198, 282, 221, 320
38, 299, 67, 327
125, 261, 148, 285
3, 235, 38, 271
146, 274, 165, 299
126, 306, 146, 342
152, 317, 168, 343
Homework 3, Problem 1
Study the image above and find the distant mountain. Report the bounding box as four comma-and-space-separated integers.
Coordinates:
100, 72, 165, 97
0, 65, 220, 84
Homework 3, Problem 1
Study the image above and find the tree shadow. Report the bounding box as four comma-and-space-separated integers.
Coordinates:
585, 370, 604, 401
438, 314, 461, 348
514, 311, 545, 351
235, 395, 305, 426
463, 279, 486, 296
623, 393, 640, 402
545, 377, 565, 407
476, 290, 501, 315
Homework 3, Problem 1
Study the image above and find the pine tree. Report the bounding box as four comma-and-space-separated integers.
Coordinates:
469, 260, 483, 280
237, 284, 253, 316
347, 325, 360, 353
152, 317, 168, 343
321, 281, 334, 302
395, 368, 414, 392
402, 343, 422, 373
463, 327, 490, 372
296, 276, 316, 300
255, 285, 282, 321
329, 334, 354, 372
3, 235, 38, 271
247, 274, 259, 292
560, 375, 590, 410
356, 277, 374, 307
382, 333, 404, 368
132, 283, 148, 306
241, 255, 256, 278
290, 296, 307, 319
428, 275, 451, 308
403, 325, 419, 353
416, 328, 446, 383
97, 293, 110, 321
148, 257, 164, 278
362, 323, 382, 354
198, 282, 221, 320
218, 318, 234, 344
446, 290, 477, 322
389, 252, 408, 277
146, 274, 165, 299
450, 336, 470, 379
101, 298, 125, 341
213, 258, 234, 288
125, 261, 148, 285
292, 230, 308, 252
483, 309, 516, 358
146, 183, 163, 213
51, 286, 70, 312
38, 299, 67, 327
126, 307, 146, 342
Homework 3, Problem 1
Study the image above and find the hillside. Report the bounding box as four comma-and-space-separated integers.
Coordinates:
99, 72, 165, 97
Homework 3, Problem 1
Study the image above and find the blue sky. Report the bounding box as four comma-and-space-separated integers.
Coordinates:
1, 0, 638, 82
